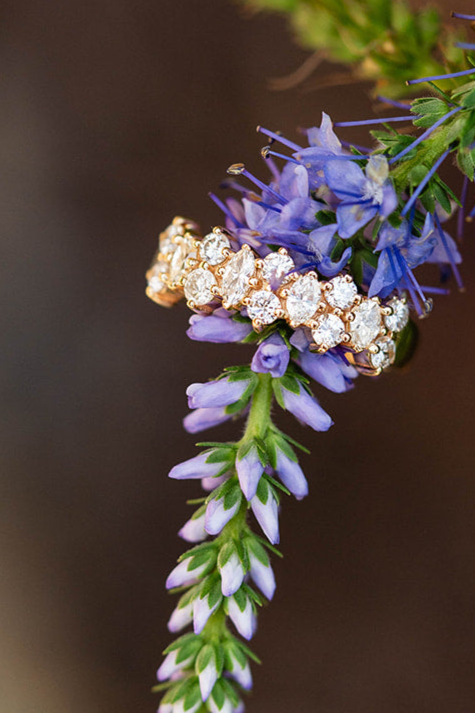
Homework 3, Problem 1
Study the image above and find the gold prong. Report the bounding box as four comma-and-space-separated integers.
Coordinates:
344, 274, 353, 283
346, 313, 355, 322
210, 286, 220, 296
255, 259, 265, 270
278, 247, 288, 256
381, 306, 393, 316
280, 288, 290, 298
341, 333, 351, 343
241, 244, 251, 252
354, 295, 363, 305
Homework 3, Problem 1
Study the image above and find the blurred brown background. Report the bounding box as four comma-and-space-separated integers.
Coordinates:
1, 1, 475, 712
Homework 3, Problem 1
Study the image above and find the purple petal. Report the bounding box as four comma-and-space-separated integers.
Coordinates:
193, 595, 221, 635
336, 203, 378, 239
199, 659, 218, 701
201, 474, 228, 492
178, 512, 208, 543
183, 407, 233, 434
250, 492, 280, 544
227, 597, 257, 640
187, 308, 252, 343
187, 378, 249, 409
298, 350, 356, 393
219, 553, 245, 596
249, 553, 276, 600
167, 601, 193, 632
282, 383, 333, 432
236, 446, 264, 501
227, 653, 253, 690
205, 497, 241, 536
324, 159, 366, 199
251, 333, 290, 378
169, 452, 224, 480
380, 181, 398, 217
275, 449, 308, 500
166, 560, 207, 590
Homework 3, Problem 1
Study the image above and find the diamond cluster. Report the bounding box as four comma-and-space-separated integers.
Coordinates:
147, 217, 411, 375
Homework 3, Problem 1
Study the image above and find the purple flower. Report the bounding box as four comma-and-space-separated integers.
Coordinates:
275, 448, 308, 500
157, 650, 194, 682
248, 552, 276, 601
325, 155, 397, 238
296, 112, 344, 189
198, 647, 219, 701
218, 552, 245, 596
250, 484, 280, 544
167, 601, 193, 633
187, 307, 252, 343
166, 559, 208, 590
226, 651, 253, 690
205, 494, 242, 536
281, 382, 333, 432
178, 511, 208, 543
187, 377, 250, 409
201, 474, 228, 492
251, 333, 290, 378
236, 445, 264, 501
298, 349, 357, 393
227, 595, 257, 640
169, 452, 226, 480
183, 406, 233, 434
307, 224, 352, 277
193, 592, 222, 634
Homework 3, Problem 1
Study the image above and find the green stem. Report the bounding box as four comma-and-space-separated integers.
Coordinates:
241, 373, 273, 441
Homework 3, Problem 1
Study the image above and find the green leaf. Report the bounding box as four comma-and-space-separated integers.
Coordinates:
244, 536, 270, 567
205, 447, 236, 464
272, 379, 285, 409
163, 633, 200, 656
394, 319, 419, 368
195, 644, 214, 674
223, 483, 242, 511
278, 374, 300, 394
218, 541, 238, 569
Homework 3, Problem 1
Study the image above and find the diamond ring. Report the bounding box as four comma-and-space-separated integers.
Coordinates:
146, 217, 411, 375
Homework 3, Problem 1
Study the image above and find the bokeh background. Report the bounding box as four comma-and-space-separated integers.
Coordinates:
2, 1, 475, 712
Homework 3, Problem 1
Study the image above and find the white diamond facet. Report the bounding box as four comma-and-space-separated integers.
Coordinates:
349, 300, 382, 350
261, 252, 295, 287
326, 275, 358, 310
221, 249, 256, 306
169, 237, 195, 283
247, 290, 281, 325
384, 298, 409, 333
199, 231, 230, 265
370, 337, 396, 370
311, 313, 345, 348
147, 260, 168, 293
160, 223, 185, 255
184, 268, 217, 305
286, 273, 321, 325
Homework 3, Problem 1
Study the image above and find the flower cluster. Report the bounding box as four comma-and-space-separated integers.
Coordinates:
152, 27, 475, 710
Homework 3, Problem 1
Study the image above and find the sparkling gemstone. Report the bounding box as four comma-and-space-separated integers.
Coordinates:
325, 275, 358, 310
261, 252, 295, 286
184, 268, 217, 305
199, 230, 230, 265
247, 290, 281, 325
169, 237, 195, 283
286, 273, 321, 325
349, 300, 382, 350
370, 337, 396, 370
147, 260, 168, 293
311, 313, 345, 349
159, 223, 185, 256
221, 249, 256, 306
384, 297, 409, 333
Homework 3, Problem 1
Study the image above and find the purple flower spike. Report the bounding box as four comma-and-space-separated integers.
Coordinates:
187, 308, 252, 343
299, 349, 357, 393
227, 596, 257, 640
187, 377, 249, 409
282, 382, 333, 432
251, 333, 290, 378
169, 452, 225, 480
250, 488, 280, 544
219, 553, 245, 596
236, 445, 264, 501
166, 559, 207, 590
167, 601, 193, 633
275, 448, 308, 500
183, 406, 233, 434
248, 553, 276, 600
178, 512, 208, 543
193, 593, 221, 634
205, 496, 241, 536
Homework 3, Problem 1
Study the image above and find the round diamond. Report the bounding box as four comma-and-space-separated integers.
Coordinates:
159, 223, 185, 255
221, 249, 256, 306
199, 230, 230, 265
261, 252, 295, 286
311, 313, 345, 349
384, 298, 409, 333
147, 260, 168, 294
247, 290, 281, 324
286, 273, 321, 325
184, 268, 217, 305
349, 300, 382, 350
169, 237, 195, 283
325, 275, 358, 310
370, 337, 396, 370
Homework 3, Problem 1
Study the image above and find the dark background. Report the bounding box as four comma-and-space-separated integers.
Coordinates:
1, 1, 475, 712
